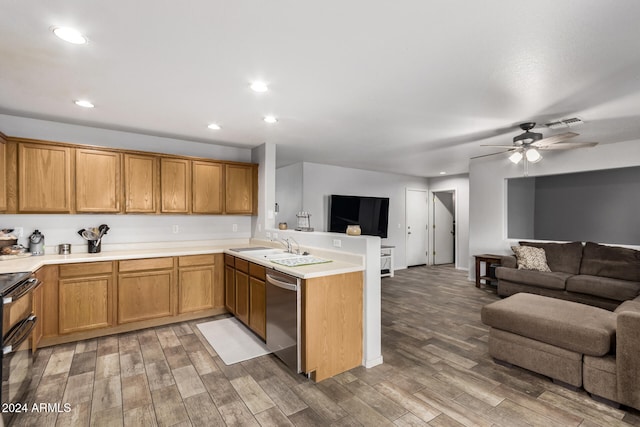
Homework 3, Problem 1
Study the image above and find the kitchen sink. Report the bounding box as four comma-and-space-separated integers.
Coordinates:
269, 255, 332, 267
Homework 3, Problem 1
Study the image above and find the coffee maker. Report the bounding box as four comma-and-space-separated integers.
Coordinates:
29, 230, 45, 256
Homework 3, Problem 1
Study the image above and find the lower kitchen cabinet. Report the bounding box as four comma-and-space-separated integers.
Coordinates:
58, 262, 114, 334
235, 260, 250, 325
118, 257, 175, 324
178, 254, 222, 314
249, 275, 266, 339
302, 271, 363, 382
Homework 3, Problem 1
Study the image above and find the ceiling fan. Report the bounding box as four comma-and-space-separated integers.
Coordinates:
474, 122, 598, 174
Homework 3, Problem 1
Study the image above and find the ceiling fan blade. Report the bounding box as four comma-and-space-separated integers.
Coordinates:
532, 131, 579, 147
480, 144, 517, 147
538, 142, 598, 151
471, 149, 515, 159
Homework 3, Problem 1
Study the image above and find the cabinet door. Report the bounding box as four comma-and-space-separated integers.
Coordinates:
118, 270, 174, 323
178, 265, 215, 314
235, 270, 249, 324
161, 158, 191, 213
225, 164, 254, 214
224, 264, 236, 314
0, 135, 6, 211
18, 142, 72, 212
59, 276, 113, 334
124, 153, 158, 213
76, 148, 122, 212
192, 160, 223, 214
249, 276, 266, 339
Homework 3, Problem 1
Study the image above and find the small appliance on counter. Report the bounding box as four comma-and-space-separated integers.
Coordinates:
28, 230, 45, 256
58, 243, 72, 255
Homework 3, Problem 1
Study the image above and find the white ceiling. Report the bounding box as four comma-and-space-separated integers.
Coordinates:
2, 1, 640, 177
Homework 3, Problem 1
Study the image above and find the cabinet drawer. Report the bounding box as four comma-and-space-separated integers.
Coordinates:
119, 257, 174, 272
225, 254, 235, 267
249, 263, 266, 280
59, 261, 113, 278
178, 254, 216, 267
235, 258, 249, 273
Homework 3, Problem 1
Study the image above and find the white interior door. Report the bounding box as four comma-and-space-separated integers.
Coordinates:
406, 189, 428, 266
433, 192, 455, 265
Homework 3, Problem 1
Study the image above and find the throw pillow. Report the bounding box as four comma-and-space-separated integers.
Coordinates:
511, 245, 552, 272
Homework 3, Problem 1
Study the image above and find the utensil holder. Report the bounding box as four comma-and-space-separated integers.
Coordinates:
88, 240, 101, 253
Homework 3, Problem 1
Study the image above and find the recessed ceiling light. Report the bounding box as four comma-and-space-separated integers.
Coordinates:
207, 123, 221, 130
52, 26, 88, 44
74, 100, 94, 108
263, 115, 278, 124
250, 81, 269, 93
439, 171, 447, 175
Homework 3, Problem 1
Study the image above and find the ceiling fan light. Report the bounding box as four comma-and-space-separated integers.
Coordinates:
509, 151, 523, 164
526, 148, 542, 163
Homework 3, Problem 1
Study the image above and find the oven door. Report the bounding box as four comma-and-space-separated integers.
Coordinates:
2, 313, 36, 425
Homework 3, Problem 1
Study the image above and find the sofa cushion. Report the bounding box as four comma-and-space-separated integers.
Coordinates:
481, 293, 616, 356
496, 267, 571, 290
615, 299, 640, 314
566, 274, 640, 302
511, 246, 551, 271
519, 241, 583, 274
579, 242, 640, 282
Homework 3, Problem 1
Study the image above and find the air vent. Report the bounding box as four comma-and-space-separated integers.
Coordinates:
545, 117, 584, 129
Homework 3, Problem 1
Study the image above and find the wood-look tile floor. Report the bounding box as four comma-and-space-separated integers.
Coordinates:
13, 265, 640, 426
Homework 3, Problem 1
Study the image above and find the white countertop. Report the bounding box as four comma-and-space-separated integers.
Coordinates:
0, 241, 364, 279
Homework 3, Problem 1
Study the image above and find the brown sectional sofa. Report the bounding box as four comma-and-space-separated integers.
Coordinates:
496, 241, 640, 310
482, 293, 640, 411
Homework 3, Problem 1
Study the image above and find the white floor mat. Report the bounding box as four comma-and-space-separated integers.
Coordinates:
197, 317, 270, 365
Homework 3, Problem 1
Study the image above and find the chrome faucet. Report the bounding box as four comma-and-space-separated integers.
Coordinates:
275, 237, 300, 254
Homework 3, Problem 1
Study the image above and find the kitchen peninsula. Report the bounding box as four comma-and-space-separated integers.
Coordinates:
2, 240, 364, 381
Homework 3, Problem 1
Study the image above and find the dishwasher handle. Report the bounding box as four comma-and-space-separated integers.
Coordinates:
266, 274, 298, 291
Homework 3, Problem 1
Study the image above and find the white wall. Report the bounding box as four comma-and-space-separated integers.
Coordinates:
251, 143, 276, 238
275, 163, 303, 228
0, 114, 255, 251
469, 139, 640, 279
277, 162, 429, 269
427, 173, 470, 270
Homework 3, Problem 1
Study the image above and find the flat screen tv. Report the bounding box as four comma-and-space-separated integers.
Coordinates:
329, 194, 390, 238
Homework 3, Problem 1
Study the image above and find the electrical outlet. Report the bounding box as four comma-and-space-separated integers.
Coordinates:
273, 232, 278, 239
14, 227, 24, 238
232, 224, 238, 232
172, 225, 179, 234
333, 239, 342, 248
266, 231, 271, 238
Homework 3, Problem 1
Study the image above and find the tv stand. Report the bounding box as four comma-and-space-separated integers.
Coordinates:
381, 245, 395, 278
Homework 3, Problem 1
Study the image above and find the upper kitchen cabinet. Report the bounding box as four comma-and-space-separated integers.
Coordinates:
225, 163, 257, 214
124, 153, 158, 213
76, 148, 122, 213
192, 160, 223, 214
18, 142, 72, 213
0, 133, 6, 211
161, 158, 191, 213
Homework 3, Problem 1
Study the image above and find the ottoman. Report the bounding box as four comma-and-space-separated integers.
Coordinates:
481, 293, 616, 387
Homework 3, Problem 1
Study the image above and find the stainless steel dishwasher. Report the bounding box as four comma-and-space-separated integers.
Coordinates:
266, 269, 301, 373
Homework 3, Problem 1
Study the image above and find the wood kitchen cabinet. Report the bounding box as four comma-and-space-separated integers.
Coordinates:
235, 258, 250, 325
225, 163, 256, 214
124, 153, 158, 213
118, 257, 175, 323
75, 148, 122, 213
224, 255, 236, 314
58, 262, 114, 334
302, 271, 363, 382
177, 254, 223, 314
192, 160, 223, 214
249, 263, 266, 339
161, 157, 190, 213
0, 133, 6, 211
18, 141, 72, 213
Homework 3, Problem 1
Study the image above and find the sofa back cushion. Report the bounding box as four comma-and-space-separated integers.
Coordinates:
580, 242, 640, 281
519, 241, 583, 274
